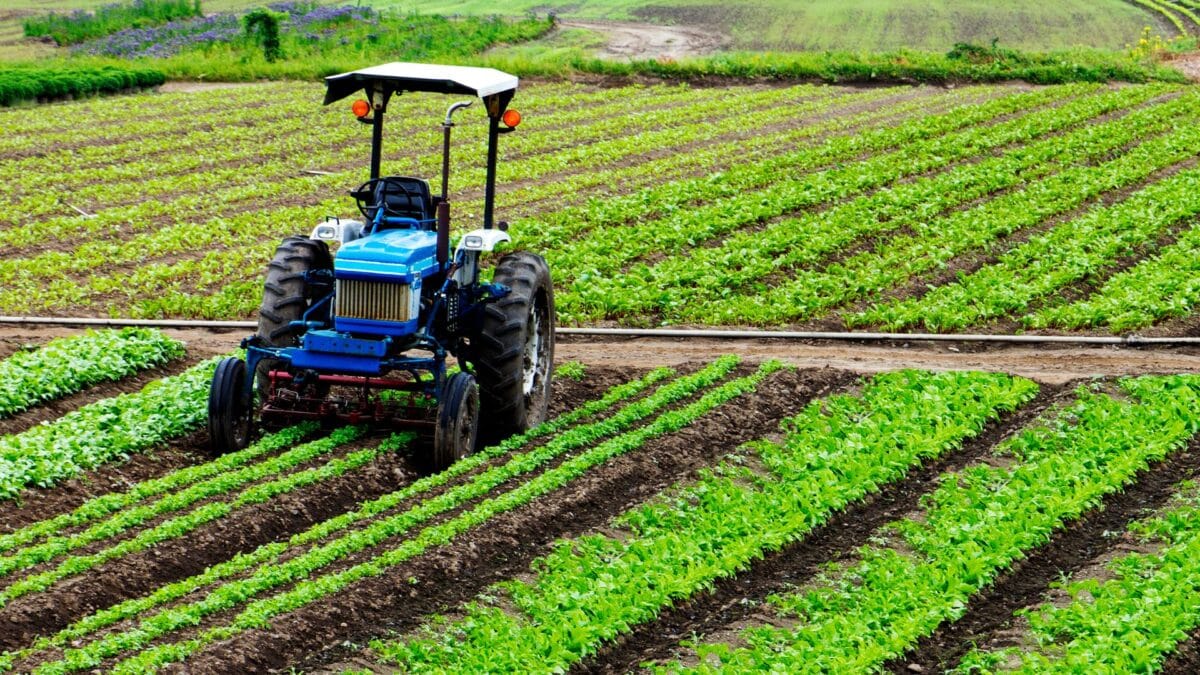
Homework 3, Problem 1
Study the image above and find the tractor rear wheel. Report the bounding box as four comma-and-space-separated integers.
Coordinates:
432, 371, 479, 471
258, 235, 333, 347
256, 236, 333, 394
208, 357, 252, 454
473, 252, 554, 440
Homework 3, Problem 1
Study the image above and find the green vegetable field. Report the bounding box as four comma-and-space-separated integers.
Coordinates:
1, 332, 1200, 672
4, 80, 1200, 335
2, 5, 1200, 668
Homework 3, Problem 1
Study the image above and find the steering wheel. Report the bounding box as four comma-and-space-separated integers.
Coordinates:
352, 177, 417, 221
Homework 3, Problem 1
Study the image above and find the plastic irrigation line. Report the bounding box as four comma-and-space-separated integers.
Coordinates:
0, 316, 1198, 345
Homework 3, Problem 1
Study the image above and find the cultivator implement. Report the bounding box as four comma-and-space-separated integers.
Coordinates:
258, 370, 437, 430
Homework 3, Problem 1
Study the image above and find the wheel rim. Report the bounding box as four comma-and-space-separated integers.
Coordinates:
522, 300, 550, 397
457, 384, 478, 458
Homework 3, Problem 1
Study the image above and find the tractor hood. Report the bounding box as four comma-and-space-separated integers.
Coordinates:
334, 229, 440, 283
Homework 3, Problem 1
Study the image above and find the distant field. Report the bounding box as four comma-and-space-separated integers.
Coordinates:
0, 0, 1176, 59
398, 0, 1156, 51
0, 0, 305, 59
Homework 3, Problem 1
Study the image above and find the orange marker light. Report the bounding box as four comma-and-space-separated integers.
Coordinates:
502, 109, 522, 128
351, 99, 370, 118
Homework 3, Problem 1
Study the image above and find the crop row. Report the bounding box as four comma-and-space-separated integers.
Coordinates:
102, 88, 1020, 321
366, 369, 1037, 671
658, 374, 1200, 673
1026, 220, 1200, 331
0, 82, 814, 227
28, 83, 1035, 317
0, 328, 183, 418
0, 426, 375, 606
855, 152, 1200, 330
723, 98, 1200, 325
0, 84, 872, 261
2, 358, 769, 672
0, 356, 216, 499
0, 86, 972, 316
0, 364, 674, 672
957, 478, 1200, 673
566, 84, 1182, 320
98, 361, 781, 673
1132, 0, 1200, 35
537, 86, 1088, 285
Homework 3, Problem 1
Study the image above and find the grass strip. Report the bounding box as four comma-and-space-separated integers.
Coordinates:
369, 370, 1036, 672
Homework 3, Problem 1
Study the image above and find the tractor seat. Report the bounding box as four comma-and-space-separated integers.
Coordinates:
376, 176, 433, 226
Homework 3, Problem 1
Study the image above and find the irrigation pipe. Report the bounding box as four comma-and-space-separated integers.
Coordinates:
0, 316, 1197, 346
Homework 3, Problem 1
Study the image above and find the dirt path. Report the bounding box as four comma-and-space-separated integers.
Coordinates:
1168, 52, 1200, 82
1, 327, 1196, 385
559, 19, 729, 60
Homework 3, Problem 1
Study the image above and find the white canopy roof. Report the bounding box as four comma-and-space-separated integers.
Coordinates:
324, 62, 518, 105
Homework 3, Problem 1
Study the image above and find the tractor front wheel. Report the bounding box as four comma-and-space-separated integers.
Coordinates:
432, 371, 479, 471
473, 252, 554, 440
208, 357, 253, 454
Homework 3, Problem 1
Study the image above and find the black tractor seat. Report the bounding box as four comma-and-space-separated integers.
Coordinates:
360, 176, 436, 228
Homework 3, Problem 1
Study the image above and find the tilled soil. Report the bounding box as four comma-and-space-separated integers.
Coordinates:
185, 367, 850, 674
888, 433, 1200, 673
578, 382, 1068, 673
5, 354, 1200, 672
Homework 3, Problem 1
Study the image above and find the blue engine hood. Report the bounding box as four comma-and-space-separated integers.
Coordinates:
335, 229, 440, 283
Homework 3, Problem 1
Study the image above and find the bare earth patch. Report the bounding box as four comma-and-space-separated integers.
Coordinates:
559, 19, 730, 60
1167, 52, 1200, 82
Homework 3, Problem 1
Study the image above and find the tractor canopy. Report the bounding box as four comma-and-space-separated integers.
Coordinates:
323, 62, 518, 117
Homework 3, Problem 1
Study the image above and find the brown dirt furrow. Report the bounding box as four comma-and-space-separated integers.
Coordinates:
0, 334, 39, 361
576, 382, 1066, 674
0, 434, 419, 656
890, 432, 1200, 674
175, 367, 854, 674
0, 367, 627, 659
0, 355, 200, 438
94, 363, 728, 670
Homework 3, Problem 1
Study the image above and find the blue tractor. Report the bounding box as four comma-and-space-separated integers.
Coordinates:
207, 63, 555, 470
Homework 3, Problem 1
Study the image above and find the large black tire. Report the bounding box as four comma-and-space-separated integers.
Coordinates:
432, 372, 479, 471
208, 357, 252, 454
258, 236, 333, 347
473, 252, 554, 439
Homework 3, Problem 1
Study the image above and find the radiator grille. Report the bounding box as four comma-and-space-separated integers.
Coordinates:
335, 278, 411, 323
